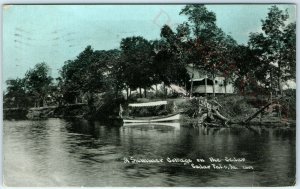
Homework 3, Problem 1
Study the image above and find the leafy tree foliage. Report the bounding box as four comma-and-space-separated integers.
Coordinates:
281, 22, 296, 80
249, 5, 295, 95
119, 36, 155, 97
179, 5, 238, 96
24, 62, 53, 107
60, 46, 94, 103
4, 78, 32, 108
180, 5, 216, 38
60, 46, 121, 103
153, 26, 190, 87
231, 45, 266, 94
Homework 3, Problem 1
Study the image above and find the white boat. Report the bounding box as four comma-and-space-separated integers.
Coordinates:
123, 113, 180, 123
120, 100, 180, 124
123, 122, 180, 130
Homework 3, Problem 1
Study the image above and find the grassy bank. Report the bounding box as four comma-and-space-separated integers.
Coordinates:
4, 91, 295, 127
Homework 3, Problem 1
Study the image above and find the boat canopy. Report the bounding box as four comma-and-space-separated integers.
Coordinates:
128, 101, 167, 107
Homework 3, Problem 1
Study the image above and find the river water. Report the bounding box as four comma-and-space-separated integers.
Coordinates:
3, 118, 295, 187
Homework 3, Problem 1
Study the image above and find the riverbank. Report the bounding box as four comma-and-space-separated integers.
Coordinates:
3, 108, 28, 120
3, 103, 88, 120
4, 94, 296, 128
176, 94, 296, 128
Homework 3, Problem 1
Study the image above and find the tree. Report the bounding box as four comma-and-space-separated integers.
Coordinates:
249, 5, 295, 95
281, 22, 296, 80
24, 62, 53, 107
60, 46, 120, 104
92, 49, 122, 97
153, 25, 190, 91
231, 45, 266, 94
179, 4, 238, 96
180, 5, 216, 38
60, 46, 98, 103
60, 46, 94, 102
119, 36, 155, 98
4, 78, 31, 108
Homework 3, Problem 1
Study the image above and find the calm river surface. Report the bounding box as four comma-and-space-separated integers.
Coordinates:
4, 118, 295, 187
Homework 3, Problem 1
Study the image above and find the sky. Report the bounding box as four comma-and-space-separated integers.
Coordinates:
2, 4, 296, 88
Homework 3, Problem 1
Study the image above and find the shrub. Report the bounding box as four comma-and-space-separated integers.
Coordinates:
178, 98, 200, 118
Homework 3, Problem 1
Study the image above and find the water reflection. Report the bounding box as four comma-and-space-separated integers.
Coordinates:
123, 122, 180, 130
4, 118, 295, 186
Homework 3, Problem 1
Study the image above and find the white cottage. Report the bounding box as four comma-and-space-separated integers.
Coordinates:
186, 65, 235, 95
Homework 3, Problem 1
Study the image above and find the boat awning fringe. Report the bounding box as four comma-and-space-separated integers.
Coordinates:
128, 101, 167, 107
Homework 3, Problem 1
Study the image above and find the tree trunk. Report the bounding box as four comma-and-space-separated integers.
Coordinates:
270, 69, 273, 102
163, 83, 167, 97
224, 79, 227, 94
144, 88, 147, 98
212, 75, 215, 97
184, 82, 187, 96
205, 74, 207, 97
277, 99, 282, 119
126, 88, 129, 99
190, 63, 195, 98
212, 65, 216, 97
155, 84, 158, 96
43, 97, 47, 107
139, 87, 142, 98
198, 113, 208, 124
190, 78, 194, 98
244, 102, 273, 124
213, 109, 229, 122
278, 63, 283, 96
242, 76, 246, 95
87, 92, 95, 115
278, 74, 283, 96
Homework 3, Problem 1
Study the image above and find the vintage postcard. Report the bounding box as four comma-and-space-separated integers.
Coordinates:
2, 4, 296, 187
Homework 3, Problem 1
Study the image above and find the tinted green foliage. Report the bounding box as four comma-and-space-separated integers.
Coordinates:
119, 36, 155, 93
60, 46, 121, 103
4, 62, 53, 108
4, 78, 31, 108
249, 6, 296, 95
24, 62, 53, 107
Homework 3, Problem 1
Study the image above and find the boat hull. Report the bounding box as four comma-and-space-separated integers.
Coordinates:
123, 122, 180, 130
123, 113, 180, 123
